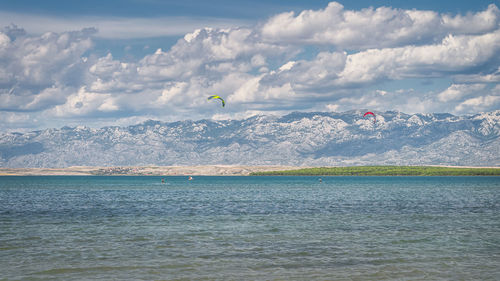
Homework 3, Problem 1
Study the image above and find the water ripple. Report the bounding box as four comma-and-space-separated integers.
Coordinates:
1, 176, 499, 280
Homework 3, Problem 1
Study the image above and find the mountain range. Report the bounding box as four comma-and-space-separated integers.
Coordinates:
1, 110, 499, 168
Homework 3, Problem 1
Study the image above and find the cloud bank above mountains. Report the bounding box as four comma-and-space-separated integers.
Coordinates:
1, 2, 499, 132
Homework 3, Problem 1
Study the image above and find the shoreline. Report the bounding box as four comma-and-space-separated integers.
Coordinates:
1, 165, 499, 176
0, 165, 302, 176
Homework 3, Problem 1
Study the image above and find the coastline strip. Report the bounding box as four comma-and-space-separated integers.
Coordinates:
250, 166, 500, 176
1, 165, 500, 176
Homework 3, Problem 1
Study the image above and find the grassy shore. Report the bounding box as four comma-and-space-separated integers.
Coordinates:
250, 166, 500, 176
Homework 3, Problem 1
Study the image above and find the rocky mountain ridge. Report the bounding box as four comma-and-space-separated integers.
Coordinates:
1, 110, 499, 167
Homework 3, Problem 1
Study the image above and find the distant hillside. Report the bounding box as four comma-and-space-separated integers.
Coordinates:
1, 110, 499, 168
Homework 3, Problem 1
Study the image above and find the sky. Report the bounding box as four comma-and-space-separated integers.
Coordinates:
1, 0, 499, 132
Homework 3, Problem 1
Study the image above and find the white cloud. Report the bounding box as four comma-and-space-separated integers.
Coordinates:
52, 87, 117, 117
0, 112, 38, 132
442, 4, 500, 33
319, 88, 443, 114
76, 27, 298, 116
1, 3, 500, 131
22, 85, 72, 111
131, 27, 292, 84
455, 95, 500, 113
438, 84, 486, 102
261, 2, 500, 49
0, 32, 10, 48
157, 82, 188, 105
251, 29, 500, 103
14, 29, 94, 85
325, 104, 340, 112
250, 54, 266, 67
231, 76, 263, 103
336, 31, 500, 85
0, 28, 94, 112
259, 51, 346, 95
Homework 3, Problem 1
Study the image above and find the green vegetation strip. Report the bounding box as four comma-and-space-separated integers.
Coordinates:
250, 166, 500, 176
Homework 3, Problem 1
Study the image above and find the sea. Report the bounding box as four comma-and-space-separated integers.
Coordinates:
1, 176, 499, 280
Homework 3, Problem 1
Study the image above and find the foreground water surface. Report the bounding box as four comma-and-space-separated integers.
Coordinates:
1, 176, 499, 280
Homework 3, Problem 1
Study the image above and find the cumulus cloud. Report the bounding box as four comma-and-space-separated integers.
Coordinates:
50, 86, 119, 117
0, 27, 95, 112
455, 94, 500, 113
320, 88, 440, 115
438, 84, 486, 102
264, 52, 347, 90
442, 4, 500, 34
77, 27, 297, 114
335, 31, 500, 85
1, 2, 500, 132
253, 29, 500, 105
261, 2, 500, 49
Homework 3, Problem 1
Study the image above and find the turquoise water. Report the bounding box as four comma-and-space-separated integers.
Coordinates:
1, 176, 499, 280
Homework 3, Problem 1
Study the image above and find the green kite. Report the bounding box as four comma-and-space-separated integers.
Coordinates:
208, 95, 225, 107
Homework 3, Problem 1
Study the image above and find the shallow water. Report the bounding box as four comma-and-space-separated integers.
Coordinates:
1, 176, 499, 280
